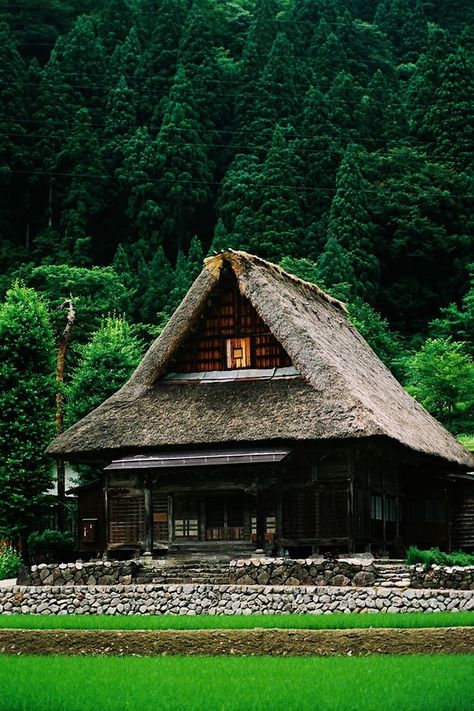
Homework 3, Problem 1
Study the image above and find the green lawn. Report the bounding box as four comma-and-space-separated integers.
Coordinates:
0, 610, 473, 630
0, 655, 472, 711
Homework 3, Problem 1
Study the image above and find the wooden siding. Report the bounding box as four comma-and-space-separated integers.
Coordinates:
282, 455, 351, 548
452, 480, 474, 550
108, 490, 168, 549
170, 275, 292, 372
77, 482, 106, 553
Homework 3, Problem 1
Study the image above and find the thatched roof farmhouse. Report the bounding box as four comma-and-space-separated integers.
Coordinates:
48, 251, 474, 557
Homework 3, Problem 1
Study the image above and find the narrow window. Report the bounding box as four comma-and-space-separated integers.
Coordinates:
371, 494, 383, 521
226, 337, 251, 369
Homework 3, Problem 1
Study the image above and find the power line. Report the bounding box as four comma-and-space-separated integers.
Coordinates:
0, 131, 418, 152
7, 169, 466, 198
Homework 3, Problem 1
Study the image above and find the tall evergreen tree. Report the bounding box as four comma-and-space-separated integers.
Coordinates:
326, 71, 364, 148
243, 32, 302, 154
360, 69, 405, 149
215, 153, 262, 237
100, 76, 138, 250
315, 234, 356, 300
55, 108, 105, 265
367, 147, 472, 332
106, 25, 142, 92
310, 25, 348, 92
283, 0, 325, 56
0, 284, 56, 543
407, 24, 452, 144
97, 0, 135, 56
119, 126, 162, 250
374, 0, 427, 64
56, 14, 106, 120
177, 0, 220, 74
251, 124, 304, 261
235, 0, 279, 134
0, 22, 28, 244
138, 244, 175, 322
102, 76, 137, 175
426, 48, 474, 170
325, 144, 379, 302
36, 50, 74, 173
136, 0, 187, 124
154, 66, 214, 255
296, 86, 342, 252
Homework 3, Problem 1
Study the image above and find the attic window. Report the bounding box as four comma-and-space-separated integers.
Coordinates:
226, 337, 251, 369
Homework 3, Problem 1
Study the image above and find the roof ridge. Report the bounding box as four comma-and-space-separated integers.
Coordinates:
204, 250, 348, 313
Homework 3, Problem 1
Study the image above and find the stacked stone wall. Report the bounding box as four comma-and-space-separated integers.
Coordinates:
1, 583, 473, 616
410, 565, 474, 590
19, 561, 139, 587
229, 558, 376, 586
17, 559, 474, 591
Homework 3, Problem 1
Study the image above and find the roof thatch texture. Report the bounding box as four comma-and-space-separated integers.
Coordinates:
47, 251, 473, 469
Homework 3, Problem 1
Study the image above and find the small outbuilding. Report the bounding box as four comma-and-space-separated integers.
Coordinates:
47, 251, 474, 558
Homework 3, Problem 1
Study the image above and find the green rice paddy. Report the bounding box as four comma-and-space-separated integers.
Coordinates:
0, 655, 472, 710
0, 610, 472, 630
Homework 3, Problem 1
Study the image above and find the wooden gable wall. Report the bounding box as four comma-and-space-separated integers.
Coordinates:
170, 272, 292, 373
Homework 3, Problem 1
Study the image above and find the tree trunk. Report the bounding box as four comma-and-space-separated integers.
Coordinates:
56, 299, 76, 531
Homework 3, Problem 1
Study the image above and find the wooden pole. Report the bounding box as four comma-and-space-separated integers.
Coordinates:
55, 298, 75, 531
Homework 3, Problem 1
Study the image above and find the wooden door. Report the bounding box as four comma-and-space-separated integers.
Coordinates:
206, 494, 245, 540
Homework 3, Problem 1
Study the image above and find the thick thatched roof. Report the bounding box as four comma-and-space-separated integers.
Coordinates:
47, 250, 473, 468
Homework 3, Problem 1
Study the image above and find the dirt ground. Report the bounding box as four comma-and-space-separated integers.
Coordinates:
0, 627, 473, 656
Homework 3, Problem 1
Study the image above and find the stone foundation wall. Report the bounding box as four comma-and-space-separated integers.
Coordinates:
17, 559, 474, 591
229, 558, 375, 586
411, 565, 474, 590
1, 583, 473, 616
19, 561, 140, 587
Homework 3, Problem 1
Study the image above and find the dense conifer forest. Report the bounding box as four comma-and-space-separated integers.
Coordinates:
0, 0, 473, 532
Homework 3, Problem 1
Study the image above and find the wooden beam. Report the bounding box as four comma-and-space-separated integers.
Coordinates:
281, 537, 351, 547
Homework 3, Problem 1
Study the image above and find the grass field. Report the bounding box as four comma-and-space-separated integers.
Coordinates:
0, 655, 472, 710
0, 610, 472, 631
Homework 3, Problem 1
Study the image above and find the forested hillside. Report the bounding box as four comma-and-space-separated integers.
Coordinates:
0, 0, 473, 436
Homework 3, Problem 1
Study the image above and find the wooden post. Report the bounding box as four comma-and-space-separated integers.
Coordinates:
255, 480, 266, 552
143, 476, 153, 558
103, 472, 109, 558
167, 495, 174, 546
275, 485, 284, 555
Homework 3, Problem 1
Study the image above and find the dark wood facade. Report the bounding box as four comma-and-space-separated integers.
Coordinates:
76, 443, 474, 558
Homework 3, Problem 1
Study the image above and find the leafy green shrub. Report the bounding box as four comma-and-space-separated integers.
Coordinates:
0, 540, 22, 579
27, 529, 76, 564
406, 546, 474, 567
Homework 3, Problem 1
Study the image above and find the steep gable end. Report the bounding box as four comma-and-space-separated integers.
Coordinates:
166, 269, 293, 375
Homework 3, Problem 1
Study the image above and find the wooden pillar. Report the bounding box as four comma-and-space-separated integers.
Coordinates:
255, 480, 266, 551
347, 471, 354, 553
103, 472, 109, 559
167, 495, 174, 546
143, 476, 153, 558
275, 485, 284, 555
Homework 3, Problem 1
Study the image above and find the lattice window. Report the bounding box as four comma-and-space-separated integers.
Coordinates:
109, 496, 144, 545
